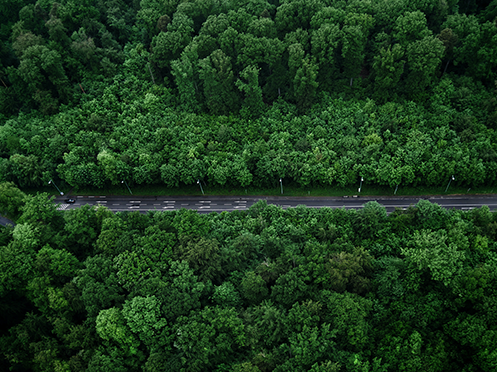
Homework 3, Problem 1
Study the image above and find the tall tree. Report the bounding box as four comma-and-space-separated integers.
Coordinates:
404, 35, 445, 100
293, 57, 319, 112
199, 49, 240, 115
236, 64, 264, 118
151, 12, 194, 68
311, 22, 340, 91
341, 13, 374, 87
372, 45, 405, 102
438, 28, 458, 75
0, 181, 26, 221
171, 44, 200, 112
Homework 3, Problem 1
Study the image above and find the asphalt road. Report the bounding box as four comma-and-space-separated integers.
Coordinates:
52, 194, 497, 214
0, 215, 15, 227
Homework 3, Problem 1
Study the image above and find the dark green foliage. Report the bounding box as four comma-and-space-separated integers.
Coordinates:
0, 181, 26, 221
3, 0, 480, 119
3, 85, 497, 190
1, 1, 497, 368
1, 195, 497, 370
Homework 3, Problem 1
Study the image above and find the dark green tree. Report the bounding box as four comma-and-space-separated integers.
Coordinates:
199, 49, 240, 114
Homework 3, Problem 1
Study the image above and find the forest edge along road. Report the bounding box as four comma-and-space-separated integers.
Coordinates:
52, 195, 497, 214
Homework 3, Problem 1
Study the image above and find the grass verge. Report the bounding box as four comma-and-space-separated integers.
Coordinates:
31, 182, 497, 198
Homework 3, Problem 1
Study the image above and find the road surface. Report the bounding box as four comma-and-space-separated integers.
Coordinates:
52, 194, 497, 214
0, 215, 15, 227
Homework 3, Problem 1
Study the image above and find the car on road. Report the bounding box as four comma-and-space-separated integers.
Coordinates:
65, 198, 76, 203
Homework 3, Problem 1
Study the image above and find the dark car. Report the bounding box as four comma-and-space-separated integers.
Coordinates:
65, 198, 76, 203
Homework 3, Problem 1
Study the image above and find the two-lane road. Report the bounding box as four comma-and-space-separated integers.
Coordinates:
0, 215, 15, 227
52, 195, 497, 214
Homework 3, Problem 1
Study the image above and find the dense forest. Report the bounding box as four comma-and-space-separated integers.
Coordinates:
1, 0, 497, 190
0, 182, 497, 371
2, 1, 497, 369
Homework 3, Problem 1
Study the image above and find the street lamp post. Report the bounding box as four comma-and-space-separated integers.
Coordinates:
279, 178, 283, 194
197, 179, 204, 195
121, 180, 132, 195
445, 175, 455, 193
358, 177, 364, 193
48, 180, 64, 196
